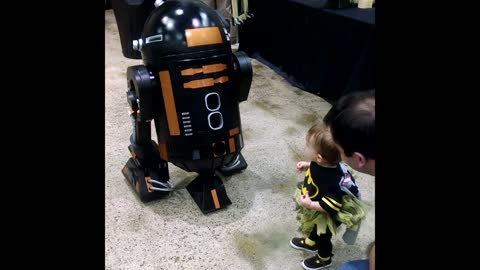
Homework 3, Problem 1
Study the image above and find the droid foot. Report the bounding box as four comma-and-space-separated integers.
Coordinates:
186, 173, 232, 214
122, 157, 171, 202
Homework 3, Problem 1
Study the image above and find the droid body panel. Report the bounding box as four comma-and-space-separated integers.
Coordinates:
122, 0, 252, 214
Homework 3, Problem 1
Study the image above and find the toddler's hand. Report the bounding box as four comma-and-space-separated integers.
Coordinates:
299, 192, 312, 209
296, 161, 309, 172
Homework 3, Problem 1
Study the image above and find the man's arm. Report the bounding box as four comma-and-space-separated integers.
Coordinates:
368, 242, 375, 270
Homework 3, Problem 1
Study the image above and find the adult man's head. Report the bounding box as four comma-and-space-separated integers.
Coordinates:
324, 90, 375, 176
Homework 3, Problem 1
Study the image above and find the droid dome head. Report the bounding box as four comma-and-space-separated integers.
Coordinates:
133, 0, 231, 66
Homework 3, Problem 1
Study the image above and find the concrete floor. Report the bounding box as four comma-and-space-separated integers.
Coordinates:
105, 9, 375, 270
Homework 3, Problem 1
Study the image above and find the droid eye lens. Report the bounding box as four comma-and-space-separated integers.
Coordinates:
208, 112, 223, 130
205, 92, 221, 111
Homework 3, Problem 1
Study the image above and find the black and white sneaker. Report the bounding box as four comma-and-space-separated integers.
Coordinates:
289, 237, 317, 252
302, 254, 332, 270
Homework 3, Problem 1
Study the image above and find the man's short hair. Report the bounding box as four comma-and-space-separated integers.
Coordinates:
324, 90, 375, 159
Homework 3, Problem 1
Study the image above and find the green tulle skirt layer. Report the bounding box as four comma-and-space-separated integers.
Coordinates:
294, 189, 366, 237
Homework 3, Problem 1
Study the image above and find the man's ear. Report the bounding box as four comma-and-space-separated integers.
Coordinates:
352, 152, 367, 168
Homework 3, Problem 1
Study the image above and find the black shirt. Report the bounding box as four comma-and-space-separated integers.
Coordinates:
301, 161, 358, 217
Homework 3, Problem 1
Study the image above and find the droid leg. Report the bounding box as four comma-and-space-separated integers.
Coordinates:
186, 171, 232, 214
122, 80, 171, 202
122, 138, 171, 202
122, 122, 171, 201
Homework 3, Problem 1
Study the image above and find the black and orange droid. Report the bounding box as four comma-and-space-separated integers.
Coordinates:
121, 0, 252, 214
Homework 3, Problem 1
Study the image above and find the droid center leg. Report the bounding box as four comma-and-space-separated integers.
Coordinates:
186, 170, 232, 214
